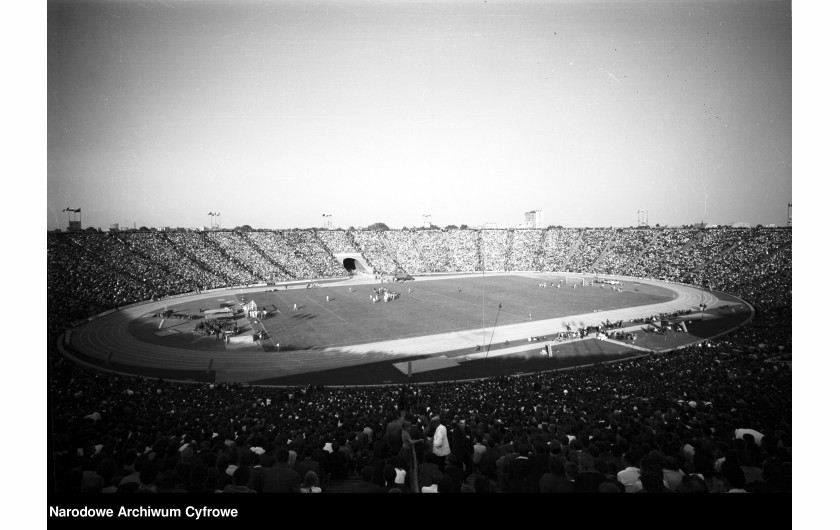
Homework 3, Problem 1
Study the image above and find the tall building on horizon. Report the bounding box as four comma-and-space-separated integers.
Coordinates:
524, 210, 543, 229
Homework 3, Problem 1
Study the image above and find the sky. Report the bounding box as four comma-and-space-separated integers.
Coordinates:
47, 0, 791, 231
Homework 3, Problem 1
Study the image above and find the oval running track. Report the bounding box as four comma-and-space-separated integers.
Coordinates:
65, 273, 740, 383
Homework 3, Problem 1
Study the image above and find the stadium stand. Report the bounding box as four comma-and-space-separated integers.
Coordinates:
48, 226, 791, 494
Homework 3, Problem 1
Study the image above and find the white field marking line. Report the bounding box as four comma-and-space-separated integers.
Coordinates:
411, 285, 525, 320
308, 294, 351, 325
599, 337, 652, 352
453, 338, 588, 361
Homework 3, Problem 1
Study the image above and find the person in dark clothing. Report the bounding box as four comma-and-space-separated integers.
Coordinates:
505, 443, 532, 493
368, 442, 389, 487
539, 456, 575, 493
248, 447, 301, 493
418, 450, 440, 488
574, 452, 607, 493
444, 458, 465, 492
327, 441, 349, 480
480, 438, 501, 481
525, 439, 550, 492
352, 466, 383, 493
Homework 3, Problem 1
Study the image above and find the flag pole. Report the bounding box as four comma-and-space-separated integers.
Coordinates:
484, 303, 502, 363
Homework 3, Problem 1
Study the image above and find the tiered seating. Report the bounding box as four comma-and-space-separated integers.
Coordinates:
479, 230, 508, 271
414, 230, 453, 272
317, 229, 358, 254
166, 231, 260, 286
594, 229, 658, 275
207, 231, 284, 282
351, 230, 399, 274
542, 228, 579, 272
565, 228, 616, 273
382, 230, 426, 274
626, 228, 694, 280
47, 226, 793, 495
446, 230, 480, 272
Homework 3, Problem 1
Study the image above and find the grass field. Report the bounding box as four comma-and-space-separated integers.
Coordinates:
129, 274, 675, 351
87, 273, 753, 385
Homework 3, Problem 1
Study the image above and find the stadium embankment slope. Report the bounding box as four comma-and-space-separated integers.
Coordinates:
64, 273, 748, 384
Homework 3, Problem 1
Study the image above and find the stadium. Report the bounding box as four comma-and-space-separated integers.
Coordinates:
48, 226, 792, 494
45, 0, 793, 509
55, 228, 763, 386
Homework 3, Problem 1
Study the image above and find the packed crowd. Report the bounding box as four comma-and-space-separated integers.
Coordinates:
48, 226, 792, 495
565, 228, 617, 273
245, 230, 346, 281
382, 231, 426, 274
507, 229, 544, 272
350, 230, 400, 275
207, 231, 286, 283
595, 229, 659, 276
287, 230, 350, 279
625, 229, 695, 279
119, 232, 228, 293
541, 228, 580, 272
413, 230, 453, 272
48, 234, 152, 328
479, 230, 510, 272
47, 226, 791, 340
49, 303, 791, 494
316, 229, 358, 255
446, 230, 481, 272
666, 228, 744, 276
687, 230, 792, 305
166, 232, 260, 287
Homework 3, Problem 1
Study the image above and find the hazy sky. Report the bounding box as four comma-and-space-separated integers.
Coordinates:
47, 0, 791, 230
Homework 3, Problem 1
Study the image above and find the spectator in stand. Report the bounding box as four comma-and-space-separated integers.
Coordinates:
249, 446, 301, 493
300, 471, 322, 493
47, 226, 792, 496
223, 467, 256, 493
352, 466, 383, 493
505, 443, 532, 493
431, 416, 451, 472
539, 457, 574, 493
574, 452, 608, 493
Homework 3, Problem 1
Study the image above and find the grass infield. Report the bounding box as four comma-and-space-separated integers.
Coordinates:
107, 274, 752, 385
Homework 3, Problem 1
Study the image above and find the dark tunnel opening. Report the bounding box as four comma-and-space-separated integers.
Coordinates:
343, 258, 358, 272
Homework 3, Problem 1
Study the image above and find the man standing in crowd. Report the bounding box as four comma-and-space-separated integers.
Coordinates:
249, 446, 301, 493
431, 415, 450, 472
386, 412, 404, 456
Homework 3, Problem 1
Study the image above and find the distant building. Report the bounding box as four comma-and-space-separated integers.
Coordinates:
524, 210, 543, 229
109, 223, 120, 232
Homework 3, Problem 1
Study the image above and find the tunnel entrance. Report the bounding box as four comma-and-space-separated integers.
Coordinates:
335, 253, 372, 275
343, 258, 358, 272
